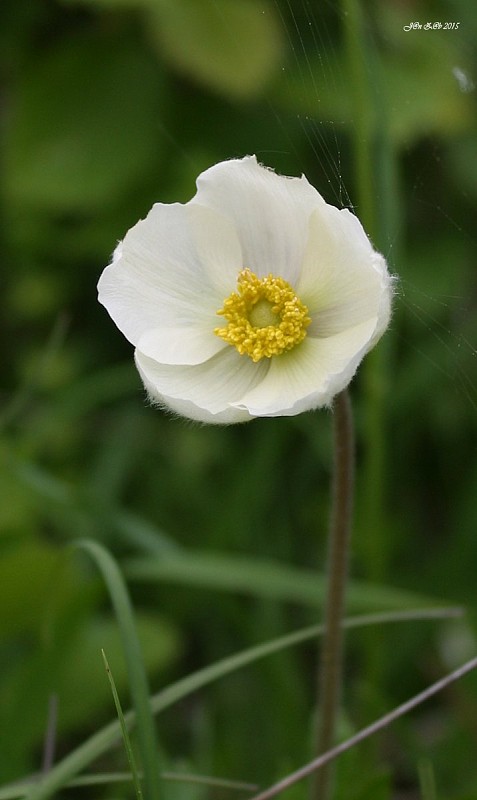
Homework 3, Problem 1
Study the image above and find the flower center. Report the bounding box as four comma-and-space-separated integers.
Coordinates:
214, 268, 311, 362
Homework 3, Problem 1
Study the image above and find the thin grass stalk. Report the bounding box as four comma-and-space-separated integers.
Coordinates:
0, 771, 258, 800
23, 608, 460, 800
41, 695, 58, 774
418, 759, 438, 800
250, 655, 477, 800
102, 650, 143, 800
74, 540, 162, 800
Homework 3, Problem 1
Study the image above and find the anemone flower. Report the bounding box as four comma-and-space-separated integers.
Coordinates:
98, 156, 392, 424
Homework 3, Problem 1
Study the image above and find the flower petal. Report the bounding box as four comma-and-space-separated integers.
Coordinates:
137, 325, 227, 366
232, 319, 378, 417
188, 203, 244, 296
135, 347, 269, 424
98, 203, 242, 348
297, 207, 392, 339
191, 155, 325, 286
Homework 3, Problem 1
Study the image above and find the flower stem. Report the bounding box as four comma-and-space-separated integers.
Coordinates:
312, 389, 354, 800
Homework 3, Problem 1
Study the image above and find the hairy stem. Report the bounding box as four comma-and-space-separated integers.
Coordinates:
312, 389, 354, 800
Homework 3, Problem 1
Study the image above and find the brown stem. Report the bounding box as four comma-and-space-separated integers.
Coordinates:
312, 389, 354, 800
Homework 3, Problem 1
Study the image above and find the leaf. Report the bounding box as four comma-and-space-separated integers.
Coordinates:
124, 550, 444, 611
273, 18, 473, 147
22, 608, 458, 800
0, 613, 178, 780
0, 541, 74, 636
75, 539, 163, 800
102, 651, 144, 800
148, 0, 283, 99
4, 28, 163, 212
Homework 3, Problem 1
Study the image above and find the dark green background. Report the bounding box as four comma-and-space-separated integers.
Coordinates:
1, 0, 477, 797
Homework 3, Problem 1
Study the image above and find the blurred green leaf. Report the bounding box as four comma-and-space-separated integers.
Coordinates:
125, 551, 445, 611
0, 541, 72, 636
0, 613, 178, 779
63, 0, 283, 98
274, 12, 473, 147
378, 4, 475, 145
16, 608, 457, 799
0, 457, 37, 535
4, 28, 163, 212
75, 539, 163, 800
148, 0, 283, 99
447, 133, 477, 199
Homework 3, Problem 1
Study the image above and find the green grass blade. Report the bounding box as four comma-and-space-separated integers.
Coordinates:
102, 650, 143, 800
418, 759, 438, 800
73, 540, 161, 800
0, 315, 69, 431
22, 607, 460, 800
124, 551, 448, 611
0, 770, 257, 799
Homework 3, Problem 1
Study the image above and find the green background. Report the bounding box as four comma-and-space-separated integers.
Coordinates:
1, 0, 477, 797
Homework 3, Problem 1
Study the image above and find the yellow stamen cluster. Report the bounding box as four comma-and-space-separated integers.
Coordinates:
214, 268, 311, 362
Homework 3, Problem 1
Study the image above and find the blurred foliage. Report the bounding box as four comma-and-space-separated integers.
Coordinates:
1, 0, 477, 797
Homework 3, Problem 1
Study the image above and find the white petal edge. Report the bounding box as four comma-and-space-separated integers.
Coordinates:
137, 325, 227, 366
297, 207, 393, 339
231, 319, 379, 417
135, 346, 269, 424
191, 155, 325, 286
98, 203, 242, 347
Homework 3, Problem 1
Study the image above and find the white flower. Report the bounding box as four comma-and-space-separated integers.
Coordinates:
98, 156, 392, 424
